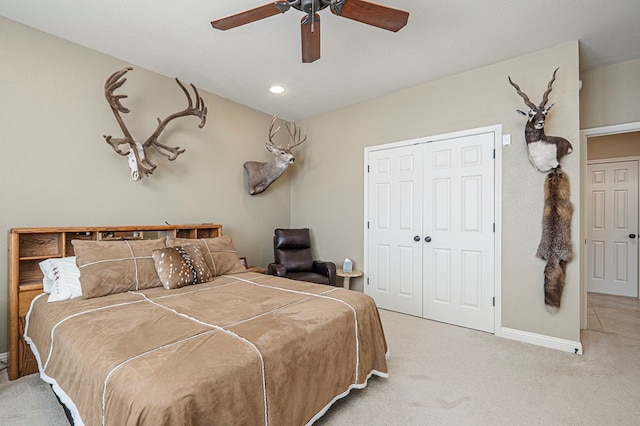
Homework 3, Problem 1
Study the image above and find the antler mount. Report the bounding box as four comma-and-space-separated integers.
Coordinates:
508, 67, 573, 172
103, 67, 207, 181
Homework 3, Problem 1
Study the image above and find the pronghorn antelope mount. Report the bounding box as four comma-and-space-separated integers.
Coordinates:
103, 67, 207, 181
243, 116, 307, 195
508, 68, 573, 172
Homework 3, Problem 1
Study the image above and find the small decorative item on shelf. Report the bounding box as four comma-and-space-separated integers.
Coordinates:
342, 258, 352, 273
239, 257, 248, 268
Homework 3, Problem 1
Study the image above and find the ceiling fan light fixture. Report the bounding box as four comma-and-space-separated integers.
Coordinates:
269, 85, 286, 94
211, 0, 409, 62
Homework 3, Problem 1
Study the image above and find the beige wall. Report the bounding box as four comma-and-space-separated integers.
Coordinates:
580, 58, 640, 130
579, 59, 640, 329
0, 18, 292, 353
1, 18, 585, 354
588, 132, 640, 160
295, 42, 582, 342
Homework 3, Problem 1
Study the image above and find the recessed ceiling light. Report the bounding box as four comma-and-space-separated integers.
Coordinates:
269, 85, 286, 94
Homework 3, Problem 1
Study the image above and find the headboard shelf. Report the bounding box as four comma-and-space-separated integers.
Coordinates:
16, 260, 49, 287
17, 232, 64, 259
7, 223, 222, 380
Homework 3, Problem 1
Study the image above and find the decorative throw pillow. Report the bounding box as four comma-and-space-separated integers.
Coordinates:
39, 257, 83, 302
152, 244, 213, 289
39, 258, 57, 294
72, 238, 166, 299
166, 235, 246, 276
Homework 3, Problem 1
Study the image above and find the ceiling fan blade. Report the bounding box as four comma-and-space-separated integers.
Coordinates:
211, 3, 283, 30
333, 0, 409, 32
301, 14, 321, 63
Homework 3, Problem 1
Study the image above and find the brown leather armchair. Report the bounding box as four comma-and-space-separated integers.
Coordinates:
267, 228, 337, 286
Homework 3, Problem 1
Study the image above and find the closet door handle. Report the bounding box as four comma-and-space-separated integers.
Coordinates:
413, 235, 421, 242
630, 234, 637, 239
424, 236, 432, 243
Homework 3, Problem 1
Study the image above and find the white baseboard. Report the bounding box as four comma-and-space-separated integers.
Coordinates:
0, 352, 7, 364
501, 327, 583, 355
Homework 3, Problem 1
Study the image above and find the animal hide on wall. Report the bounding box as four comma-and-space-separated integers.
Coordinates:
536, 167, 574, 308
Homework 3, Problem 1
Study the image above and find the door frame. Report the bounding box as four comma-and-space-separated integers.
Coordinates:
580, 121, 640, 328
363, 124, 503, 335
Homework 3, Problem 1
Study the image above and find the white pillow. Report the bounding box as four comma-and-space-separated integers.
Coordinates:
39, 258, 56, 294
39, 257, 83, 302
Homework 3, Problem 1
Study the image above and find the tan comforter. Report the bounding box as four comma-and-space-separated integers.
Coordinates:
25, 272, 388, 426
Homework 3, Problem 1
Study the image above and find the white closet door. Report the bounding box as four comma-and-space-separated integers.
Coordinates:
587, 160, 638, 297
422, 132, 495, 333
365, 128, 496, 333
366, 145, 424, 316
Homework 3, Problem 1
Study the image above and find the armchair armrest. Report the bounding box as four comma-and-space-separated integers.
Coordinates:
268, 263, 287, 277
312, 261, 337, 286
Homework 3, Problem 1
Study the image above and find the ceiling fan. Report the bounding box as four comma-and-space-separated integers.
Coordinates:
211, 0, 410, 63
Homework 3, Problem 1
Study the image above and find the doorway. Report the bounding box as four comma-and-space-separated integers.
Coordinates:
580, 122, 640, 327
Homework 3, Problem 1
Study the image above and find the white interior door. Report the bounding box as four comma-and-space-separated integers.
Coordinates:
422, 133, 496, 333
367, 145, 424, 316
587, 160, 639, 297
366, 128, 496, 333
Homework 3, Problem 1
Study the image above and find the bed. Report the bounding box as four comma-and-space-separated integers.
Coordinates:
13, 225, 388, 425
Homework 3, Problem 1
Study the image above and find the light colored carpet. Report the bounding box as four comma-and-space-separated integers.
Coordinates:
1, 292, 639, 425
0, 364, 69, 425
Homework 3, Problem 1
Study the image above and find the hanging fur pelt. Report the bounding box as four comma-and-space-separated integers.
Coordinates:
536, 166, 574, 309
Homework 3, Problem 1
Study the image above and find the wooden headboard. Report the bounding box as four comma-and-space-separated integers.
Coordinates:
7, 223, 222, 380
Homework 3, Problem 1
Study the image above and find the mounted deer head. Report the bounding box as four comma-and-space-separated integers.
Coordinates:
103, 67, 207, 181
243, 116, 307, 195
508, 67, 573, 172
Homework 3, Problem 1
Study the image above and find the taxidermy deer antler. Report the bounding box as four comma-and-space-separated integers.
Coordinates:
243, 116, 307, 195
103, 67, 207, 181
508, 68, 573, 172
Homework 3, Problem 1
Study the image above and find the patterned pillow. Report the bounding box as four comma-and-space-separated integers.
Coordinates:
166, 235, 246, 276
152, 244, 213, 289
72, 238, 166, 299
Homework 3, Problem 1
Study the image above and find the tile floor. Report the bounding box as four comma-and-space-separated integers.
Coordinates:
587, 291, 640, 332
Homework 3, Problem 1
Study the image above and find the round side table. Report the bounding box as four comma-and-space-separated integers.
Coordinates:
336, 268, 363, 290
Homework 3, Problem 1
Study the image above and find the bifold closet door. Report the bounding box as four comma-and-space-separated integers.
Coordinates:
366, 129, 496, 333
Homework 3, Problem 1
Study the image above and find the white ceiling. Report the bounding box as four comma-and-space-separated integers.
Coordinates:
3, 1, 640, 121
